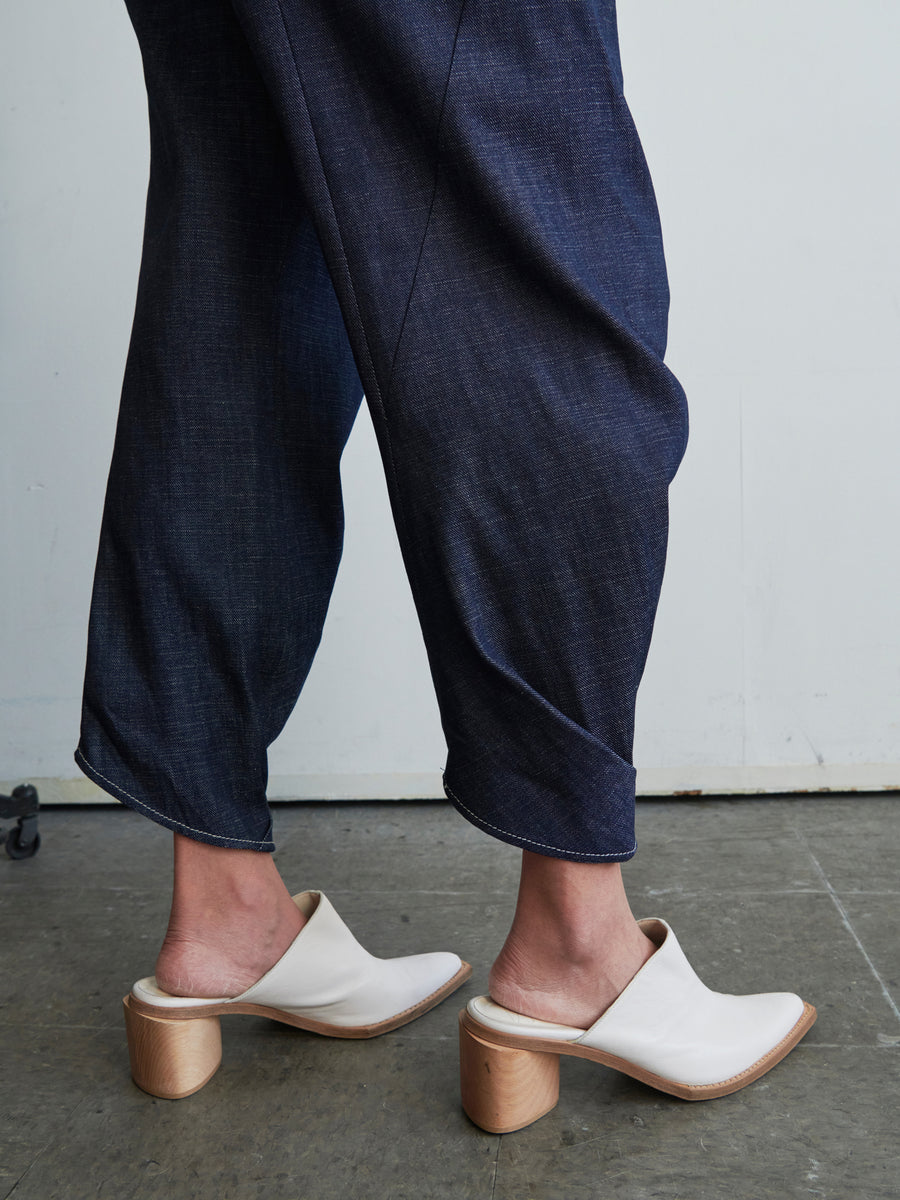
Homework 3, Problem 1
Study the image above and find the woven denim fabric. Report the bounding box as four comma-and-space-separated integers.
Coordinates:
76, 0, 689, 860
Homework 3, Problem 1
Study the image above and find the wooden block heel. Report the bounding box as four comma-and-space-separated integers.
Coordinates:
458, 1010, 560, 1133
123, 995, 223, 1099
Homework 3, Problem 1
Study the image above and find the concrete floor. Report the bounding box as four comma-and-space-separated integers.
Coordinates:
1, 794, 898, 1199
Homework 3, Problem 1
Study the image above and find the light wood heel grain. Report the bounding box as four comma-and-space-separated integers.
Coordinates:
123, 995, 223, 1099
459, 1011, 560, 1133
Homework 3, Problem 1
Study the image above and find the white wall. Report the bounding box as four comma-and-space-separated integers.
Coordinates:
623, 0, 900, 793
2, 1, 899, 803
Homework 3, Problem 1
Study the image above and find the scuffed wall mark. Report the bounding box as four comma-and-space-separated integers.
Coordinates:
802, 730, 825, 766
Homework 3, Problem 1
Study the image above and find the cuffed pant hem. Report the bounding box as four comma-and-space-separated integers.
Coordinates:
73, 746, 277, 852
443, 779, 637, 864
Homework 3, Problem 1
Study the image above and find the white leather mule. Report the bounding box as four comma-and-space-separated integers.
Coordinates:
459, 918, 815, 1132
123, 890, 471, 1099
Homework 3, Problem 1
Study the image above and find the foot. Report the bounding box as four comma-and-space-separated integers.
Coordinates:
463, 918, 815, 1134
154, 835, 306, 998
139, 890, 471, 1035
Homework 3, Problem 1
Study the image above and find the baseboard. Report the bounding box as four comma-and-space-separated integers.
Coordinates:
634, 762, 900, 795
4, 763, 900, 806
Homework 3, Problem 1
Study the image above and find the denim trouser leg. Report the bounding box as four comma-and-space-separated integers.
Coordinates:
76, 0, 365, 848
77, 0, 689, 861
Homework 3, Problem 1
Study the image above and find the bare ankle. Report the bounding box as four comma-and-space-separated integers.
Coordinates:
488, 923, 655, 1027
487, 851, 656, 1027
155, 899, 305, 997
154, 834, 306, 998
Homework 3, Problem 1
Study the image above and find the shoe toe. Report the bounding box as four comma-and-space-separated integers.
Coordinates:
583, 983, 810, 1088
702, 989, 807, 1080
355, 950, 464, 1025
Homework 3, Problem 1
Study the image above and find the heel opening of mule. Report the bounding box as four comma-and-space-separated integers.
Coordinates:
459, 1011, 560, 1133
123, 995, 222, 1099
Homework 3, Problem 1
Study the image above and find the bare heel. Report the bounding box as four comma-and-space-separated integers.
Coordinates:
123, 996, 222, 1099
459, 1011, 560, 1133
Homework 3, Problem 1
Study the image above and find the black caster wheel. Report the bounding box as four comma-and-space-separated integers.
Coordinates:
4, 827, 41, 859
1, 785, 40, 859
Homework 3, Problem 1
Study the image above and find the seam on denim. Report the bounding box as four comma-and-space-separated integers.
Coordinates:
443, 780, 635, 859
383, 0, 469, 402
268, 0, 428, 600
271, 0, 386, 418
74, 747, 274, 847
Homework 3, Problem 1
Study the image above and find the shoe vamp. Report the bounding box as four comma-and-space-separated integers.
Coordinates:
250, 952, 458, 1026
578, 989, 805, 1086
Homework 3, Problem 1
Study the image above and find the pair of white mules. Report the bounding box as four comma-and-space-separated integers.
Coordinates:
124, 890, 815, 1132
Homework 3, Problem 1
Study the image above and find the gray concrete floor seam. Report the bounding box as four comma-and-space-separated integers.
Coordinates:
792, 1041, 900, 1048
637, 887, 829, 897
2, 1119, 83, 1200
788, 813, 900, 1028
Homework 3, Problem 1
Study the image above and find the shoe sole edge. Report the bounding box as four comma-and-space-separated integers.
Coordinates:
126, 960, 473, 1038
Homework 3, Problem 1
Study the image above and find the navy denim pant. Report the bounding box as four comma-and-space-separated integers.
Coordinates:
76, 0, 689, 860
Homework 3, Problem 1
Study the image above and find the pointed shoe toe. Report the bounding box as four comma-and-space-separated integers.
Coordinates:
459, 918, 815, 1133
124, 890, 471, 1099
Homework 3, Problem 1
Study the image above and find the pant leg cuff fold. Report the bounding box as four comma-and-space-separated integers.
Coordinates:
442, 774, 637, 864
73, 745, 276, 852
